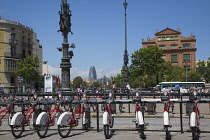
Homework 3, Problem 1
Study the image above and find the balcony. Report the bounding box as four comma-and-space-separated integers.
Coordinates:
4, 53, 22, 59
9, 39, 18, 45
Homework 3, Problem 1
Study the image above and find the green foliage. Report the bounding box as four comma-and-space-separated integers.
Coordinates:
197, 58, 210, 83
15, 55, 40, 83
130, 46, 165, 86
112, 74, 124, 88
73, 76, 83, 89
91, 81, 101, 88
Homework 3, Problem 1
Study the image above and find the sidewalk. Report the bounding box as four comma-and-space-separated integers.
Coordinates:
91, 102, 210, 119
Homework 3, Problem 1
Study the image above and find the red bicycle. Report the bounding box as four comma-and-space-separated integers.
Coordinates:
36, 100, 63, 138
57, 96, 90, 138
10, 98, 40, 138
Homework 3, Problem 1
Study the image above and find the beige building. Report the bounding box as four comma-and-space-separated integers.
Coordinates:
0, 18, 42, 93
142, 27, 196, 70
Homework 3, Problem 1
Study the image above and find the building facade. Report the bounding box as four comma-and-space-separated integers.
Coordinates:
0, 18, 42, 93
89, 66, 97, 80
142, 27, 196, 70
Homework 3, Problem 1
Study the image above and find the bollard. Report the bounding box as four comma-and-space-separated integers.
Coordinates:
147, 103, 156, 115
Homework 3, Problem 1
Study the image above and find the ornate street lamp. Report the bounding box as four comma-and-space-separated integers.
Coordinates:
58, 0, 75, 91
123, 0, 129, 84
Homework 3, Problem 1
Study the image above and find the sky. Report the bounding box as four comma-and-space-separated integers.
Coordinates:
1, 0, 210, 80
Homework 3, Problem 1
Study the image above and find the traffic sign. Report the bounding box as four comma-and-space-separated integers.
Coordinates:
20, 77, 24, 82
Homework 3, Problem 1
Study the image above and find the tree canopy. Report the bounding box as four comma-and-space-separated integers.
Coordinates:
15, 55, 40, 83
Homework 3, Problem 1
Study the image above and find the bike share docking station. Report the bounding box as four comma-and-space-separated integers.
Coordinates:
1, 91, 210, 139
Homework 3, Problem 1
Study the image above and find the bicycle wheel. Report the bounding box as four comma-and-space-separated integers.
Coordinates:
165, 127, 170, 140
11, 124, 24, 138
119, 104, 123, 112
82, 112, 90, 129
104, 125, 109, 139
191, 127, 198, 140
139, 125, 146, 139
58, 125, 71, 138
92, 105, 96, 112
109, 115, 114, 128
36, 124, 49, 138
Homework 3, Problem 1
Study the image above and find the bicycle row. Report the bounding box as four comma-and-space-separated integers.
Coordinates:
1, 91, 210, 140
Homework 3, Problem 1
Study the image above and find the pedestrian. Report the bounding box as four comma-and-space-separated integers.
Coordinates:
174, 84, 180, 93
125, 82, 131, 97
110, 81, 117, 93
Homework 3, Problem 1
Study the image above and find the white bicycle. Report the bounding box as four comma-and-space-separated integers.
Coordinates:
161, 91, 172, 140
189, 90, 202, 140
133, 92, 146, 139
102, 92, 114, 139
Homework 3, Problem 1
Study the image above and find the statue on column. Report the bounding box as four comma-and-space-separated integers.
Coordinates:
58, 0, 73, 34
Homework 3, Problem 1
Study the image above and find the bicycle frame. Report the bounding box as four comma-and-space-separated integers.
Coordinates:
45, 104, 62, 127
0, 105, 13, 126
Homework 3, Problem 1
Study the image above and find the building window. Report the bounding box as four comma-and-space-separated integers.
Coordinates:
22, 36, 25, 44
183, 44, 190, 48
159, 45, 166, 49
10, 33, 16, 43
11, 77, 15, 84
171, 54, 178, 63
183, 54, 190, 62
22, 49, 26, 58
11, 47, 16, 56
166, 36, 170, 40
162, 55, 166, 61
184, 65, 190, 71
28, 38, 31, 46
170, 44, 177, 49
158, 36, 178, 41
4, 59, 17, 72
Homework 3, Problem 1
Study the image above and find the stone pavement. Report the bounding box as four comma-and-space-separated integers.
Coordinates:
91, 101, 210, 119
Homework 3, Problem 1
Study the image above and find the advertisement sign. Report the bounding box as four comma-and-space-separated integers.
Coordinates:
44, 76, 53, 92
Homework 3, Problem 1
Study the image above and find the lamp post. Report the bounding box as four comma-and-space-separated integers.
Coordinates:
58, 0, 74, 91
123, 0, 130, 113
123, 0, 129, 85
106, 66, 114, 81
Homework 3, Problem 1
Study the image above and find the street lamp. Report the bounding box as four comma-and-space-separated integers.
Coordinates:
106, 66, 114, 78
58, 0, 74, 91
123, 0, 129, 85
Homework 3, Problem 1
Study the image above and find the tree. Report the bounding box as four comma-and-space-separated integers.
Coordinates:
72, 76, 83, 89
130, 46, 165, 86
15, 55, 40, 84
197, 58, 210, 83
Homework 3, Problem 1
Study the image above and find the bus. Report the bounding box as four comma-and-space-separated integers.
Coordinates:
158, 82, 205, 90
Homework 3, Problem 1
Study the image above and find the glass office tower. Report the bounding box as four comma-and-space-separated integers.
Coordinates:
89, 66, 97, 80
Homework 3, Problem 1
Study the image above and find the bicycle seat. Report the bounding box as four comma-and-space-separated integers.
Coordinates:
102, 96, 109, 100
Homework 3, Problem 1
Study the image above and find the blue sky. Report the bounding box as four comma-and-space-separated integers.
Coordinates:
1, 0, 210, 79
